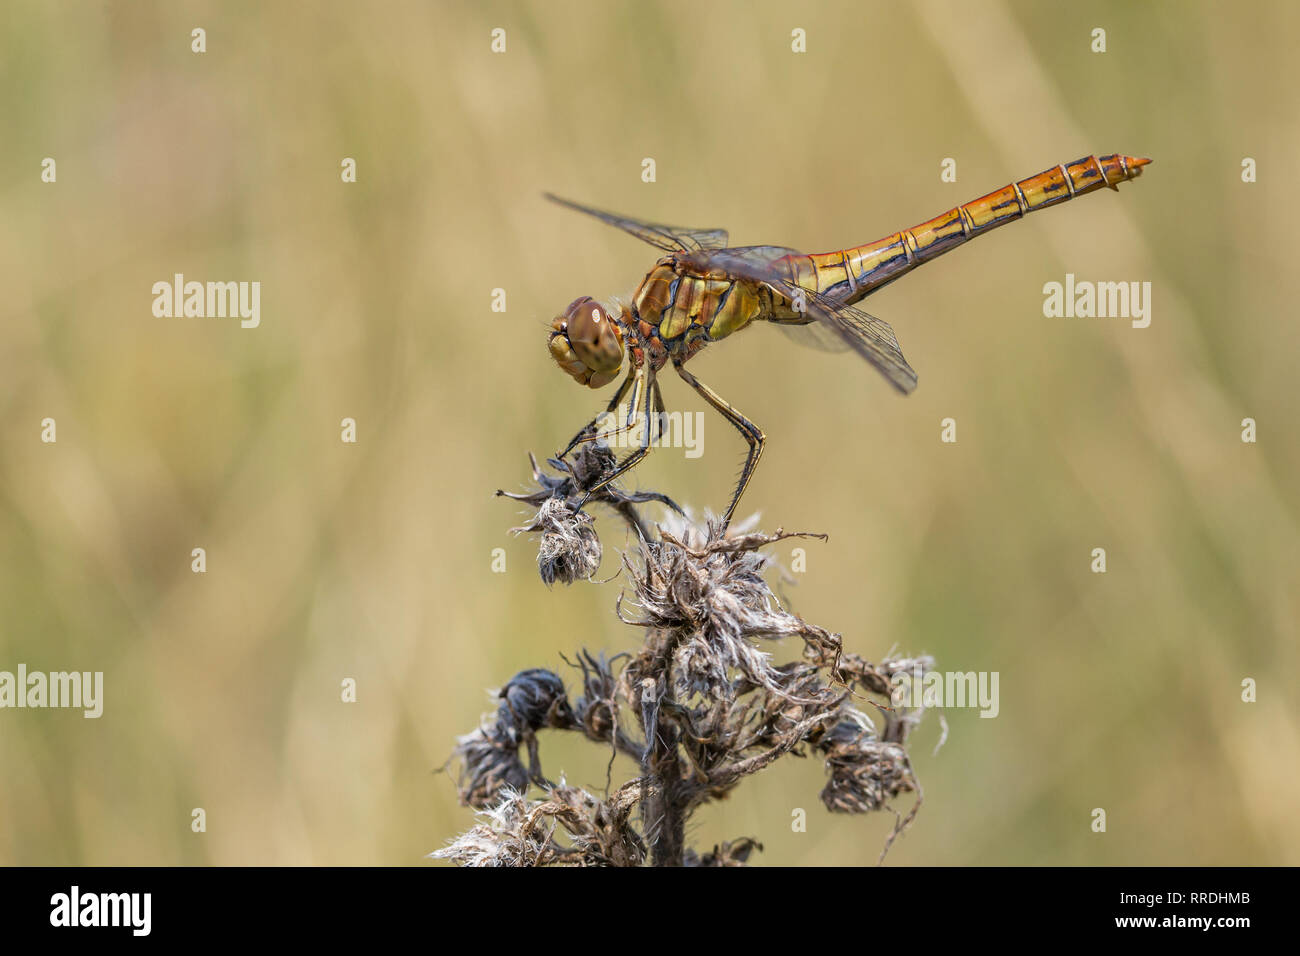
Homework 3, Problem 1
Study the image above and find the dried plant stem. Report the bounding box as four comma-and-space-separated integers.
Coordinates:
635, 634, 688, 866
435, 449, 935, 867
645, 721, 687, 866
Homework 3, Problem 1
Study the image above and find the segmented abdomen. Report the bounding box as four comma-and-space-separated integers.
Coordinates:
792, 154, 1150, 303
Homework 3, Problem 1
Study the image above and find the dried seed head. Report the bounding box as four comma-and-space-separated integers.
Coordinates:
432, 788, 553, 866
622, 524, 836, 697
498, 450, 684, 583
496, 668, 575, 740
685, 837, 763, 866
818, 714, 918, 815
448, 669, 580, 809
451, 470, 935, 865
570, 651, 622, 742
449, 728, 530, 809
519, 497, 602, 585
433, 783, 646, 867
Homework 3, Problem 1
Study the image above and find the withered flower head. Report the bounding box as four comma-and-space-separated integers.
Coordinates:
449, 728, 529, 809
818, 713, 918, 817
685, 838, 763, 867
570, 650, 623, 742
454, 460, 935, 866
497, 449, 684, 585
519, 497, 603, 586
496, 668, 575, 740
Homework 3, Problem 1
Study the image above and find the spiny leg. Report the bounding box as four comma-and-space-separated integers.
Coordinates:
564, 368, 669, 452
599, 378, 667, 448
650, 376, 667, 432
673, 359, 765, 529
624, 360, 646, 430
560, 366, 637, 458
567, 413, 648, 451
578, 364, 657, 505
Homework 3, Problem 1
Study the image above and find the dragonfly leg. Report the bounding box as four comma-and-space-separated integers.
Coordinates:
577, 364, 657, 505
624, 361, 646, 430
567, 413, 650, 451
591, 375, 666, 448
559, 366, 638, 458
673, 360, 765, 529
650, 375, 667, 422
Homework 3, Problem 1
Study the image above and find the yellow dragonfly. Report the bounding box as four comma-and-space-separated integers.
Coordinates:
546, 154, 1150, 526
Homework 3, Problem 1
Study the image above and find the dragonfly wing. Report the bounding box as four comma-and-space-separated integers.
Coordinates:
686, 244, 798, 267
544, 193, 729, 253
774, 319, 852, 353
683, 245, 849, 350
803, 290, 918, 394
697, 248, 919, 395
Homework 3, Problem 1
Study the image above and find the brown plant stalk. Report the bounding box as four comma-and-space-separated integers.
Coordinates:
435, 444, 933, 867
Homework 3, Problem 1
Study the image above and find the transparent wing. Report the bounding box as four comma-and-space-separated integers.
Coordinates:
775, 320, 853, 353
802, 291, 918, 394
545, 193, 729, 253
691, 247, 919, 395
688, 244, 847, 350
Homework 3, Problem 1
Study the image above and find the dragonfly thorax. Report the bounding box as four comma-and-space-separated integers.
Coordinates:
548, 296, 626, 389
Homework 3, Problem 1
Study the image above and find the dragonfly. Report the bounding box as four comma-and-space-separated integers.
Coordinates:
546, 153, 1151, 528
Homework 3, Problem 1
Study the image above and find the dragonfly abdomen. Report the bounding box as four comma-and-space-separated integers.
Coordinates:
806, 154, 1150, 304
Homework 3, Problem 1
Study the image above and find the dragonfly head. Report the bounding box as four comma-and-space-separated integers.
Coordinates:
548, 296, 625, 388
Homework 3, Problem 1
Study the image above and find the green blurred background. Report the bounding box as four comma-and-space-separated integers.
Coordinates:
1, 0, 1296, 865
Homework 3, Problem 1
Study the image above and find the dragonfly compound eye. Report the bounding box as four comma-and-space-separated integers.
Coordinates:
548, 296, 624, 388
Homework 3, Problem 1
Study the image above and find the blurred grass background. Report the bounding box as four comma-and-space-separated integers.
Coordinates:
0, 0, 1296, 865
